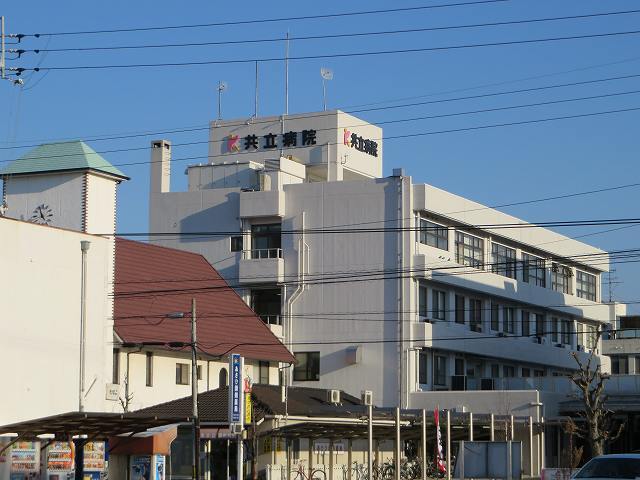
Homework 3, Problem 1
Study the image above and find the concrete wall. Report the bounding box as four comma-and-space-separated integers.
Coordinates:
0, 218, 114, 425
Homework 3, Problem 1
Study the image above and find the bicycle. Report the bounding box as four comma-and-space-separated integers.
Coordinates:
292, 462, 327, 480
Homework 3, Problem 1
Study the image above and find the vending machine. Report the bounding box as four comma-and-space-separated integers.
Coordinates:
8, 441, 40, 480
129, 454, 165, 480
82, 442, 106, 480
41, 441, 74, 480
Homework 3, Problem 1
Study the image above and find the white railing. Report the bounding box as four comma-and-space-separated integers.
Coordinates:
260, 314, 282, 325
242, 248, 283, 259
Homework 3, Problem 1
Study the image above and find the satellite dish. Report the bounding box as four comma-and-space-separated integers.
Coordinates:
218, 81, 228, 91
320, 68, 333, 80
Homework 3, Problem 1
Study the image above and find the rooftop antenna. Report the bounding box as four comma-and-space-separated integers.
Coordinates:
320, 67, 333, 111
217, 81, 227, 120
254, 61, 259, 119
284, 31, 290, 115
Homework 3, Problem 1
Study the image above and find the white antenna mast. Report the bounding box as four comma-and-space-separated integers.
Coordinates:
285, 31, 290, 115
254, 61, 259, 119
320, 68, 333, 111
217, 81, 227, 120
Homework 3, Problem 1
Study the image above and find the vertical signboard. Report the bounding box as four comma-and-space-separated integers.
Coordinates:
228, 354, 244, 426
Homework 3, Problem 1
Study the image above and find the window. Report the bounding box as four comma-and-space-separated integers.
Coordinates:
503, 307, 515, 334
419, 285, 428, 318
455, 295, 465, 324
251, 223, 281, 258
469, 299, 482, 332
585, 324, 598, 350
535, 313, 545, 336
419, 219, 449, 250
576, 271, 597, 301
521, 367, 531, 378
112, 349, 120, 385
635, 356, 640, 374
251, 289, 282, 325
522, 311, 530, 337
491, 364, 500, 378
455, 358, 465, 376
196, 365, 202, 381
219, 368, 228, 387
433, 355, 447, 386
455, 232, 484, 269
419, 350, 428, 384
562, 320, 572, 345
491, 303, 500, 331
230, 235, 243, 252
551, 317, 559, 343
611, 356, 629, 375
259, 361, 269, 384
176, 363, 190, 385
293, 352, 320, 381
522, 253, 546, 287
145, 352, 153, 387
552, 264, 572, 294
492, 244, 516, 278
503, 365, 515, 378
432, 290, 446, 320
534, 369, 545, 377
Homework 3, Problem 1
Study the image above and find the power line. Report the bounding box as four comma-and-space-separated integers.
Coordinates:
13, 29, 640, 73
21, 1, 508, 37
23, 9, 640, 53
3, 71, 640, 154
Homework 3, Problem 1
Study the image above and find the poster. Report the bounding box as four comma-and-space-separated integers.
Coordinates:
10, 441, 39, 473
83, 442, 105, 472
131, 455, 151, 480
154, 455, 165, 480
46, 441, 74, 472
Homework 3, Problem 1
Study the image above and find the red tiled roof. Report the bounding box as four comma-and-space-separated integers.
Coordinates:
114, 238, 294, 363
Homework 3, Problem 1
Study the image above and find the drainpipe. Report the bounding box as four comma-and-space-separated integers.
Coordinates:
285, 211, 306, 386
79, 240, 91, 412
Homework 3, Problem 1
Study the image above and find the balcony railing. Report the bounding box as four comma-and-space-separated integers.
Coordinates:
259, 314, 282, 325
606, 329, 640, 340
242, 248, 283, 260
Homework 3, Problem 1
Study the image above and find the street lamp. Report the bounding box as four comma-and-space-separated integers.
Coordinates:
168, 298, 200, 480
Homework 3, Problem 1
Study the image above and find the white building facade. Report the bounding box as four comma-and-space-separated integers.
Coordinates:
149, 111, 622, 418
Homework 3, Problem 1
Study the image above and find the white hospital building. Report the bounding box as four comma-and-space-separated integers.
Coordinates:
149, 110, 623, 419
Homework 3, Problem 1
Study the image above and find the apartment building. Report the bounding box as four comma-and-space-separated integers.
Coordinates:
148, 110, 623, 418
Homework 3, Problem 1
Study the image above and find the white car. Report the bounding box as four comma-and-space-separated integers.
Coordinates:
573, 454, 640, 479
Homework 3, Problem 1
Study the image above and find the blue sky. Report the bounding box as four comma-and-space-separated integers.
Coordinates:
1, 0, 639, 311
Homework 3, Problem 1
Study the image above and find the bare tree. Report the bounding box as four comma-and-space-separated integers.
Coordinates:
568, 332, 624, 458
556, 419, 583, 480
119, 374, 134, 412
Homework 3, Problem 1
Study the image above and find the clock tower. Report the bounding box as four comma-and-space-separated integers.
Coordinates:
0, 140, 128, 234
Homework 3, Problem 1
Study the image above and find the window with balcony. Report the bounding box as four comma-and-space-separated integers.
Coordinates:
469, 299, 482, 332
491, 303, 500, 331
455, 232, 484, 269
503, 365, 516, 378
293, 352, 320, 381
611, 356, 629, 375
250, 223, 282, 258
251, 288, 282, 325
419, 285, 428, 319
419, 350, 428, 384
552, 264, 572, 294
432, 290, 446, 320
521, 367, 531, 377
535, 313, 545, 337
419, 219, 449, 250
455, 295, 465, 324
576, 271, 597, 301
522, 311, 530, 337
562, 320, 572, 345
492, 243, 516, 278
522, 253, 546, 287
551, 317, 559, 343
433, 355, 447, 386
503, 307, 515, 334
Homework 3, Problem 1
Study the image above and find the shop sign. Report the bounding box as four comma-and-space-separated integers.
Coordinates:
224, 130, 317, 153
229, 354, 244, 425
313, 441, 346, 455
343, 129, 379, 157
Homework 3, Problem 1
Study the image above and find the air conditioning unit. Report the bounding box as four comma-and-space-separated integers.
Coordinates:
480, 378, 495, 391
361, 390, 373, 406
327, 389, 341, 404
230, 424, 243, 435
451, 375, 467, 391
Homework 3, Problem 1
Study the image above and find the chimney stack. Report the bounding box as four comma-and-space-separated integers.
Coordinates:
150, 140, 171, 194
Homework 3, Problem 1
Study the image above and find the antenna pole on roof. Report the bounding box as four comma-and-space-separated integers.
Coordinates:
254, 61, 259, 119
284, 31, 289, 116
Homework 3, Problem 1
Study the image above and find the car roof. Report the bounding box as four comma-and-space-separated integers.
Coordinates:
592, 454, 640, 459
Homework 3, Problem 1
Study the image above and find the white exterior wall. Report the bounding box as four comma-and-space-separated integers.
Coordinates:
84, 173, 117, 235
3, 172, 85, 231
108, 350, 277, 412
0, 218, 114, 425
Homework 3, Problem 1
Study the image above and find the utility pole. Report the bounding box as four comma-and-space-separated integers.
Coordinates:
191, 298, 200, 480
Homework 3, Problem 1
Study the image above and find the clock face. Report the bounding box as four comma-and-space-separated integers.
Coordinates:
29, 203, 54, 225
